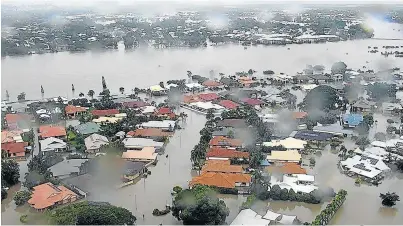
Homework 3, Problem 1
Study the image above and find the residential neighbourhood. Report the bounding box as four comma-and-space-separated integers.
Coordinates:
2, 2, 403, 226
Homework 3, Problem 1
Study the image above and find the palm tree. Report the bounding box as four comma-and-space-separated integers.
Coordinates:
88, 90, 95, 99
79, 92, 85, 97
5, 90, 10, 101
119, 87, 125, 94
41, 85, 44, 99
102, 76, 107, 90
380, 192, 400, 207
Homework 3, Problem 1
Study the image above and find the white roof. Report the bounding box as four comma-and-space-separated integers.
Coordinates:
84, 133, 109, 150
263, 137, 307, 150
301, 84, 318, 90
140, 120, 175, 129
231, 209, 271, 226
267, 150, 302, 162
341, 155, 389, 178
278, 215, 297, 225
371, 141, 387, 148
166, 84, 178, 89
364, 146, 388, 158
40, 137, 67, 152
270, 174, 318, 194
189, 101, 225, 110
296, 174, 315, 182
185, 83, 204, 89
262, 210, 281, 221
122, 138, 164, 149
142, 106, 157, 114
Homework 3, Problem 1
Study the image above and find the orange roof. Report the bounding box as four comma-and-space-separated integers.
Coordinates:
39, 125, 66, 138
202, 160, 243, 173
209, 136, 243, 147
206, 148, 249, 159
292, 112, 308, 119
28, 183, 77, 210
127, 128, 173, 138
266, 163, 307, 175
1, 142, 27, 154
202, 80, 222, 87
190, 172, 251, 189
65, 105, 86, 115
5, 113, 31, 124
1, 130, 23, 143
183, 94, 201, 104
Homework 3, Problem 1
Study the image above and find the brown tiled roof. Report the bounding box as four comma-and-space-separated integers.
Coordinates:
209, 136, 243, 147
1, 142, 27, 154
218, 100, 240, 109
198, 93, 220, 101
39, 125, 66, 138
183, 94, 201, 104
202, 160, 243, 173
65, 105, 87, 115
189, 172, 251, 189
127, 128, 173, 138
266, 163, 307, 175
91, 109, 119, 116
202, 80, 222, 87
206, 147, 249, 158
5, 113, 31, 124
28, 183, 78, 210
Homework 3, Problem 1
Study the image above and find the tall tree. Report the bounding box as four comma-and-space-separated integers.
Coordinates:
41, 85, 44, 96
119, 87, 125, 94
79, 92, 85, 97
172, 185, 229, 225
331, 61, 347, 75
71, 84, 75, 92
88, 90, 95, 99
50, 201, 136, 225
102, 76, 107, 90
1, 159, 20, 187
5, 90, 10, 101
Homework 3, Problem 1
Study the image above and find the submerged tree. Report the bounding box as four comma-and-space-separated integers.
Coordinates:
1, 159, 20, 187
298, 85, 342, 112
380, 192, 400, 207
17, 92, 26, 101
119, 87, 125, 94
5, 90, 10, 101
172, 185, 229, 225
331, 61, 347, 75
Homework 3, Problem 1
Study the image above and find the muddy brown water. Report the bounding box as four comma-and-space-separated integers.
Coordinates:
2, 20, 403, 225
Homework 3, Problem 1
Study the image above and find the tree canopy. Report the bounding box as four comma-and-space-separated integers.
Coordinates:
331, 62, 347, 75
380, 192, 400, 207
1, 159, 20, 187
172, 185, 229, 225
50, 201, 136, 225
299, 85, 342, 112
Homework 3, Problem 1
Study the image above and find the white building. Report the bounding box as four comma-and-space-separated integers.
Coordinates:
269, 174, 318, 194
140, 120, 175, 130
40, 137, 67, 152
263, 137, 307, 151
340, 154, 390, 179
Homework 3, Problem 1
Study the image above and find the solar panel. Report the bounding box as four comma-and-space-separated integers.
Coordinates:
361, 156, 379, 165
353, 163, 371, 172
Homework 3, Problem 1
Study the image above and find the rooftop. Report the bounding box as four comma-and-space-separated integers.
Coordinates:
190, 172, 251, 189
209, 136, 243, 147
39, 125, 66, 138
206, 147, 249, 159
28, 183, 77, 210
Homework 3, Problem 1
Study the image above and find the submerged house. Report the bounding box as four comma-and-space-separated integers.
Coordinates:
342, 113, 363, 128
28, 183, 78, 211
231, 208, 299, 225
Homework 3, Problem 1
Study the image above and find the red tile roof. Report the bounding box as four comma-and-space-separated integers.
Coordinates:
241, 98, 264, 106
156, 107, 173, 115
122, 101, 149, 108
91, 109, 119, 116
1, 142, 27, 154
28, 183, 78, 210
292, 112, 308, 119
5, 113, 31, 124
266, 163, 307, 174
1, 130, 23, 143
202, 80, 222, 87
198, 93, 220, 102
183, 94, 201, 104
209, 136, 243, 147
39, 125, 66, 138
218, 100, 240, 109
206, 147, 249, 158
65, 105, 87, 115
190, 172, 251, 189
202, 160, 243, 173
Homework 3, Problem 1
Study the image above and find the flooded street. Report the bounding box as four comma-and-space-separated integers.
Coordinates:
2, 20, 403, 224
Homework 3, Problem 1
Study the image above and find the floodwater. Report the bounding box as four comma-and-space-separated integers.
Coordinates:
2, 22, 403, 101
2, 20, 403, 225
